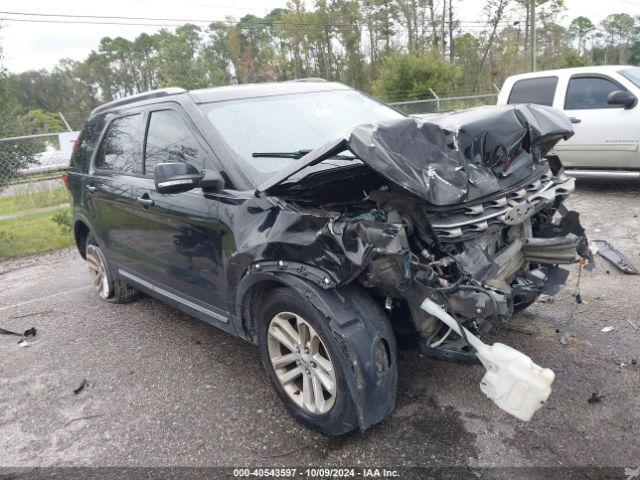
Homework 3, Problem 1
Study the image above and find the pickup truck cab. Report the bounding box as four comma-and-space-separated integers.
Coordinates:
498, 65, 640, 179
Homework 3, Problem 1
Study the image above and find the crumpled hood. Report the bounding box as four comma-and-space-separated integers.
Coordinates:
256, 104, 573, 207
347, 104, 574, 206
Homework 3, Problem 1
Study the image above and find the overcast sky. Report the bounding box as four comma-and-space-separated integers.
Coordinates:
1, 0, 639, 73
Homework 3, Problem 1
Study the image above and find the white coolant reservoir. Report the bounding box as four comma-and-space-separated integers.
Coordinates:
420, 298, 555, 421
476, 343, 555, 421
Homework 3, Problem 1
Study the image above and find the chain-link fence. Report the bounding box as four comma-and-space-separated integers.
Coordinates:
0, 132, 74, 190
0, 131, 77, 260
388, 87, 499, 115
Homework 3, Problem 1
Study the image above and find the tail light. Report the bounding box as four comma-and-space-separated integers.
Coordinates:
62, 172, 69, 186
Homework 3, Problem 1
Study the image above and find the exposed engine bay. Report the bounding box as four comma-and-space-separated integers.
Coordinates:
249, 104, 590, 421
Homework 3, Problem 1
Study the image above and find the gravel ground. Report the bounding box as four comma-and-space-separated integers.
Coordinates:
0, 179, 639, 473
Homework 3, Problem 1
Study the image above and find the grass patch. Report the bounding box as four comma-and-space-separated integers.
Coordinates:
0, 206, 74, 261
0, 186, 69, 215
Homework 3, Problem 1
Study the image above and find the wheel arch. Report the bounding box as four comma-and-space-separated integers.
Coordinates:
72, 215, 94, 259
235, 270, 398, 431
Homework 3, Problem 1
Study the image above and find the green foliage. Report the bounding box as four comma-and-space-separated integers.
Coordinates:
372, 52, 460, 102
561, 51, 588, 68
0, 186, 68, 215
18, 109, 64, 134
0, 206, 74, 261
3, 0, 640, 125
0, 68, 42, 189
51, 208, 72, 233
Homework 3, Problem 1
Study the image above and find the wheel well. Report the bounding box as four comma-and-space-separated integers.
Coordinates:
240, 279, 286, 343
74, 221, 90, 259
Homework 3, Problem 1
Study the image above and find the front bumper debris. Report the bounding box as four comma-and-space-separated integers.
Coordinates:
421, 298, 555, 421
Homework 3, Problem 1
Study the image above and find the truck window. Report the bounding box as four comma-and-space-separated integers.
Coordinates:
95, 114, 143, 174
564, 76, 622, 110
507, 77, 557, 106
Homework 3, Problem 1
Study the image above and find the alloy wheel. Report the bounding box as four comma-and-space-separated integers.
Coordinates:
267, 312, 337, 415
85, 244, 111, 300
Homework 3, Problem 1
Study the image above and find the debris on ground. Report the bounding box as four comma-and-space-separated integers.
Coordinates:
0, 326, 37, 337
592, 240, 640, 275
10, 310, 54, 319
63, 413, 104, 427
73, 379, 94, 395
539, 294, 555, 304
626, 318, 639, 331
588, 392, 604, 405
632, 359, 638, 366
1, 326, 37, 346
559, 336, 568, 345
601, 326, 614, 333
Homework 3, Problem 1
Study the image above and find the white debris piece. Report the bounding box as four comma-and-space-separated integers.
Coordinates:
420, 297, 555, 422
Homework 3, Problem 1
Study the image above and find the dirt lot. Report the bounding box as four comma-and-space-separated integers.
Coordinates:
1, 180, 639, 473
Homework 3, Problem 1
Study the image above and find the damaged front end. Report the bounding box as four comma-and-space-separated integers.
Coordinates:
250, 103, 589, 422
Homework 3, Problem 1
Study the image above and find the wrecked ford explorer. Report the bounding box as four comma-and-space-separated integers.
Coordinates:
65, 81, 589, 435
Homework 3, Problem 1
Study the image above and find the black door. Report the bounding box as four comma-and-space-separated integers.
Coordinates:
126, 107, 230, 317
88, 113, 144, 269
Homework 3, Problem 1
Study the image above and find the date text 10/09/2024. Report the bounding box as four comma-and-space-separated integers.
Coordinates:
233, 468, 400, 478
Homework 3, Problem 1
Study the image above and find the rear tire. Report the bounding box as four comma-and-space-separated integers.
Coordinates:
258, 287, 358, 436
85, 233, 140, 304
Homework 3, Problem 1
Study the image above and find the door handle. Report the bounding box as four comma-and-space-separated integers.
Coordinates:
569, 117, 581, 124
136, 196, 155, 208
86, 185, 97, 193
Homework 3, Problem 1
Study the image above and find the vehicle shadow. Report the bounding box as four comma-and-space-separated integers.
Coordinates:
573, 176, 640, 195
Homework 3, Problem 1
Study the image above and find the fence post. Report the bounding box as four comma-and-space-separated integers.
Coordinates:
58, 112, 73, 132
428, 88, 441, 112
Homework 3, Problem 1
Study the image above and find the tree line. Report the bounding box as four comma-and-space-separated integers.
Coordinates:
3, 0, 640, 134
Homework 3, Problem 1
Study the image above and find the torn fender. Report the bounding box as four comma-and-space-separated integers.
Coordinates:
235, 271, 398, 431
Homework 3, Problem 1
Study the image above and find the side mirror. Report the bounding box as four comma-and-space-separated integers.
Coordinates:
607, 90, 637, 109
199, 169, 225, 193
154, 162, 203, 194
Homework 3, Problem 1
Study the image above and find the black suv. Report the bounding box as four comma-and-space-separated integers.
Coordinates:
67, 80, 588, 434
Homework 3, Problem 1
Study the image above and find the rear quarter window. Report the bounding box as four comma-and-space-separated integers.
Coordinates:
95, 114, 143, 174
507, 76, 558, 106
69, 115, 106, 173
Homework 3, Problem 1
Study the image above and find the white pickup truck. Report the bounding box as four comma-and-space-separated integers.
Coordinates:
498, 65, 640, 179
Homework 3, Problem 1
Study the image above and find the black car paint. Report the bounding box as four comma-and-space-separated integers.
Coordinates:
67, 82, 585, 431
67, 84, 400, 430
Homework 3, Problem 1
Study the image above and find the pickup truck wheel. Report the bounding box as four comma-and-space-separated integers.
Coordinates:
85, 234, 140, 304
258, 287, 358, 436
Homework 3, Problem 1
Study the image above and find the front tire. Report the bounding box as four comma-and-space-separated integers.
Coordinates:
85, 233, 140, 304
258, 287, 358, 436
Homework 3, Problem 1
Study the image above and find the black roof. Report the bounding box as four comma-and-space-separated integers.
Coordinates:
90, 80, 352, 117
190, 80, 351, 103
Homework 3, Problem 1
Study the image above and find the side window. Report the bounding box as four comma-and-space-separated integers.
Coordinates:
507, 77, 558, 106
564, 76, 622, 110
95, 114, 142, 174
144, 109, 206, 175
70, 115, 106, 173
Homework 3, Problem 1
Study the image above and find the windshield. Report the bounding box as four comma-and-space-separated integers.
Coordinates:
619, 67, 640, 88
200, 89, 404, 183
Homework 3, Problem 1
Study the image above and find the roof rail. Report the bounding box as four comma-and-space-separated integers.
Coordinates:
90, 87, 187, 117
289, 77, 327, 82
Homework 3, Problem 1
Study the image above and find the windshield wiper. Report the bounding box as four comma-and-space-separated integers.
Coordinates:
252, 149, 357, 160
